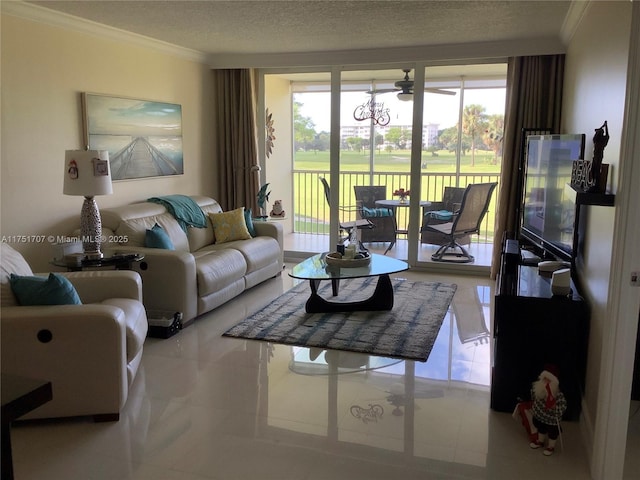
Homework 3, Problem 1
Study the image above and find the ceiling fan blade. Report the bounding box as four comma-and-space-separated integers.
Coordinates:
366, 85, 455, 97
425, 88, 457, 96
366, 88, 399, 94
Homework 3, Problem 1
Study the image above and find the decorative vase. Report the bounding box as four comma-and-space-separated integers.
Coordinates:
393, 188, 410, 204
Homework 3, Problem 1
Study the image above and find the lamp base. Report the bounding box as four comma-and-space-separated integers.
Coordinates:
80, 196, 103, 259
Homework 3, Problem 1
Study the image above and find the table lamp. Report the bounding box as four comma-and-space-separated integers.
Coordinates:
63, 150, 113, 259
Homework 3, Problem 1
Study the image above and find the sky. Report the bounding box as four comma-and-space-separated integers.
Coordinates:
296, 88, 506, 133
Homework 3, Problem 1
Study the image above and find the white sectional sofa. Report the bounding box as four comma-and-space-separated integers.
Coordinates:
100, 195, 284, 325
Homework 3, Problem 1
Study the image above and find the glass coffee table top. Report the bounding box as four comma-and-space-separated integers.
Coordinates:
289, 253, 409, 313
289, 252, 409, 281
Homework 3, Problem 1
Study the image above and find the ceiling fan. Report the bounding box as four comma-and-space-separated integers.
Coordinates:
367, 69, 456, 101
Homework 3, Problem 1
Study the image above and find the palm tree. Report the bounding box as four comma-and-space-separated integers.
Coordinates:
483, 114, 505, 165
462, 104, 488, 167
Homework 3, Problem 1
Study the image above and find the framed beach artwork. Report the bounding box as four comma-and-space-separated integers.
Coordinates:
82, 93, 184, 181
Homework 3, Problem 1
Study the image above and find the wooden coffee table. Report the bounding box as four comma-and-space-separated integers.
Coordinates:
289, 252, 409, 313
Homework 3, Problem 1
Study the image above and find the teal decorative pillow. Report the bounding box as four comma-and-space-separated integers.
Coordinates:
362, 206, 394, 218
145, 223, 175, 250
9, 273, 82, 306
426, 210, 454, 221
209, 207, 252, 244
244, 208, 257, 237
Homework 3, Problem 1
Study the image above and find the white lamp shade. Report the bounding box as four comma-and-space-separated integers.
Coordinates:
64, 150, 113, 196
397, 92, 413, 102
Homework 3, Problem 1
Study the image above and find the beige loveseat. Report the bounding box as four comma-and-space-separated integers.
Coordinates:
0, 243, 147, 421
100, 196, 284, 325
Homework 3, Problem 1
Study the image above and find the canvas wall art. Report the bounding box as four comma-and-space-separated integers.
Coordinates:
83, 93, 183, 181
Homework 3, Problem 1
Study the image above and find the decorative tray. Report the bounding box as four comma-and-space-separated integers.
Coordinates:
325, 251, 371, 268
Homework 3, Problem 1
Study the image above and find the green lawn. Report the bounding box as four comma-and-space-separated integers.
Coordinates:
290, 148, 501, 241
294, 148, 502, 174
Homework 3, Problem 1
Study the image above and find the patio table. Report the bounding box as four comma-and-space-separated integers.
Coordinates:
374, 199, 432, 254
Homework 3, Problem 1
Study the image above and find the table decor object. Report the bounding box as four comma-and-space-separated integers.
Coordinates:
325, 251, 371, 268
393, 188, 410, 203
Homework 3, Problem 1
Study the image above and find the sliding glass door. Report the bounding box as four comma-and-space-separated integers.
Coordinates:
338, 69, 416, 258
262, 64, 505, 269
416, 71, 506, 264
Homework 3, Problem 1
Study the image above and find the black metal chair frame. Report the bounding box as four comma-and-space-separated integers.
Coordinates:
422, 182, 498, 263
420, 186, 467, 246
319, 178, 373, 246
353, 185, 398, 254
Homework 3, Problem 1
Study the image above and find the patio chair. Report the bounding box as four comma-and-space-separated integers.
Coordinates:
353, 186, 397, 252
422, 182, 497, 263
319, 178, 373, 244
420, 186, 469, 245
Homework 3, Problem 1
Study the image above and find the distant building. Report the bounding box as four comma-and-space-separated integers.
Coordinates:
340, 123, 440, 149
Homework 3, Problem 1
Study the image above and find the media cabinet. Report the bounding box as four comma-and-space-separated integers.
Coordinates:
491, 239, 589, 421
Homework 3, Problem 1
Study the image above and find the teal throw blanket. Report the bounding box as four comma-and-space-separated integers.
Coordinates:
148, 195, 207, 232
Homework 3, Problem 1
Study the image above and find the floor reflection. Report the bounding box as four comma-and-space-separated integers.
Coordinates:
259, 280, 493, 468
9, 266, 596, 480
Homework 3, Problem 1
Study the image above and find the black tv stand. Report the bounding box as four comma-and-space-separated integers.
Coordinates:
491, 239, 589, 420
519, 248, 541, 266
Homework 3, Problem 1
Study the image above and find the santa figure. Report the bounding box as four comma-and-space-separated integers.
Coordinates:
529, 365, 567, 456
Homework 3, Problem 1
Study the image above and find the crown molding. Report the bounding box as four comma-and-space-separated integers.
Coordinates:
207, 37, 566, 69
1, 1, 208, 64
561, 0, 591, 45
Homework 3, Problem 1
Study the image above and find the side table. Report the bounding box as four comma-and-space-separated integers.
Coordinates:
51, 253, 144, 272
1, 374, 53, 480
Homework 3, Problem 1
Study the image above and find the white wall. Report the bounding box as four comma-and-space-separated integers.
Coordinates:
561, 0, 632, 434
1, 14, 216, 271
263, 75, 293, 233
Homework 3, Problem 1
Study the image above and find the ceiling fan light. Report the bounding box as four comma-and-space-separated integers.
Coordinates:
397, 92, 413, 102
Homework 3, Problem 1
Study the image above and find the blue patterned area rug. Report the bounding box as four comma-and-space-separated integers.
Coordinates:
223, 278, 457, 362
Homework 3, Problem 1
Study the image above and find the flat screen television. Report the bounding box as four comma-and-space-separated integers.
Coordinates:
520, 134, 585, 263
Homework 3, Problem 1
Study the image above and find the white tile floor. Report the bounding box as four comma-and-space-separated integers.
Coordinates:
9, 262, 608, 480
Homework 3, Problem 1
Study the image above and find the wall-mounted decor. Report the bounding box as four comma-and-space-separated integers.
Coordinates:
265, 108, 276, 158
83, 93, 183, 181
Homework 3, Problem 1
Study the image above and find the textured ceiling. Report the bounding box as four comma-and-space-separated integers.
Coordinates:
27, 0, 572, 56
